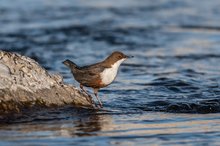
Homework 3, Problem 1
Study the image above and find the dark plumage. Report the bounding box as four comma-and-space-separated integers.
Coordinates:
63, 51, 133, 107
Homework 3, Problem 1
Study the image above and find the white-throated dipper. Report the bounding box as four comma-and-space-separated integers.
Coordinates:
63, 51, 133, 108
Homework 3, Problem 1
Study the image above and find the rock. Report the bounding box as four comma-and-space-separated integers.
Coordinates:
0, 51, 93, 115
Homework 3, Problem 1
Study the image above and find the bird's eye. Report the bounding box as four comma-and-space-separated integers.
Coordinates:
117, 55, 122, 59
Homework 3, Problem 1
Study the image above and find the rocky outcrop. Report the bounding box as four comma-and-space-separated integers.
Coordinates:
0, 51, 93, 115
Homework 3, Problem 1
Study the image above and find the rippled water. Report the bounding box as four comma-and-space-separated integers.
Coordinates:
1, 0, 220, 145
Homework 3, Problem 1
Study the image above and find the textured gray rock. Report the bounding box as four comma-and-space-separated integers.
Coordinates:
0, 51, 93, 115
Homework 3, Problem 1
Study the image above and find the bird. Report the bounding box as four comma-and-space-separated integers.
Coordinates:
63, 51, 133, 108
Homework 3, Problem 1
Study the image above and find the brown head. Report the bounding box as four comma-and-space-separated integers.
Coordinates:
103, 51, 133, 66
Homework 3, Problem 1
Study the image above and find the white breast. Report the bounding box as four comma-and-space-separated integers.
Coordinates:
100, 59, 126, 85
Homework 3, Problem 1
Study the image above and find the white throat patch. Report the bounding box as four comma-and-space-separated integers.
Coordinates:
100, 58, 126, 85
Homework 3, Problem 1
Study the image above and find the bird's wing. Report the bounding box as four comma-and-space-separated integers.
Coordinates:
73, 64, 107, 88
80, 63, 108, 75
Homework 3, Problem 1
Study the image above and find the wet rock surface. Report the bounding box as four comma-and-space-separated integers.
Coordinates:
0, 51, 93, 116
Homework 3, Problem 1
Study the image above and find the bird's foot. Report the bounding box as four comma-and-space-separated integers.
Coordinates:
96, 103, 103, 109
85, 95, 95, 105
81, 91, 99, 108
80, 90, 94, 103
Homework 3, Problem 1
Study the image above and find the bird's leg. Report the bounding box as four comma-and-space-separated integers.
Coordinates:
94, 88, 103, 108
80, 84, 94, 104
80, 84, 91, 97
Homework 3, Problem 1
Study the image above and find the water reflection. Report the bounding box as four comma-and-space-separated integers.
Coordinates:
0, 108, 115, 138
1, 111, 220, 145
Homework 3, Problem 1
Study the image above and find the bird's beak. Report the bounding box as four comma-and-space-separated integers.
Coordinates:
126, 55, 134, 58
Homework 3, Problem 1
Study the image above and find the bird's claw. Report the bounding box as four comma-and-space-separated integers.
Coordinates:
96, 103, 103, 109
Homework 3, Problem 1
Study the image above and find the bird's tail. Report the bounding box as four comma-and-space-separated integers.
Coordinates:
62, 59, 78, 69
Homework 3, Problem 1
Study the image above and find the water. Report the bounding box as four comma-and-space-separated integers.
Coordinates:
1, 0, 220, 145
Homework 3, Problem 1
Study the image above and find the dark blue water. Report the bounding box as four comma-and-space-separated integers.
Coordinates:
1, 0, 220, 145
